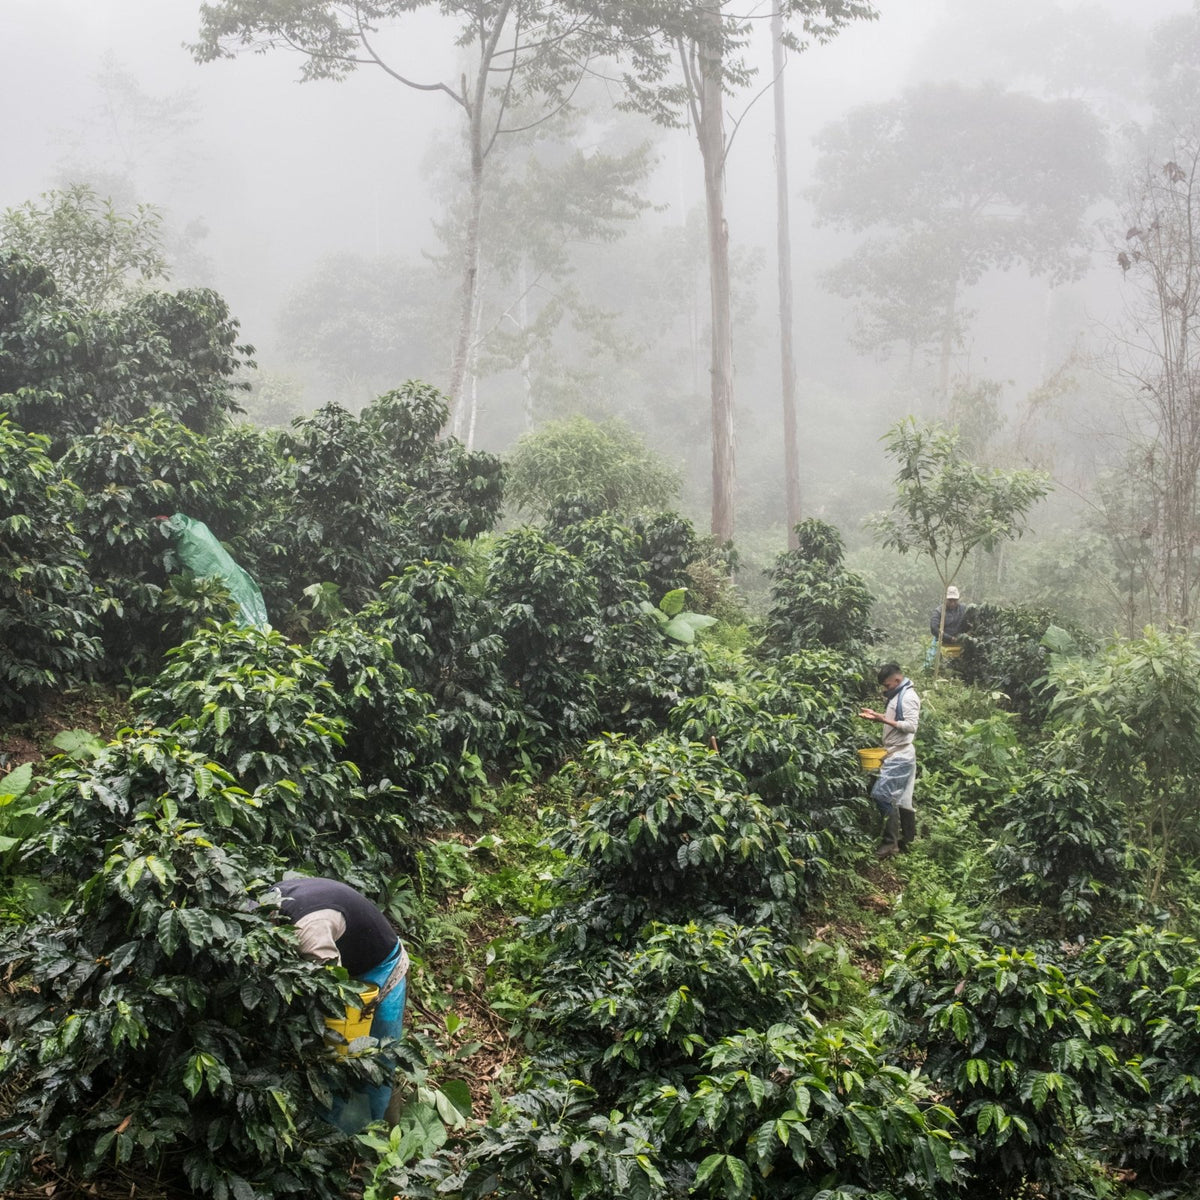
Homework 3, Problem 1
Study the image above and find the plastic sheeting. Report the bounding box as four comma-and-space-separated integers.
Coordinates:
162, 512, 269, 630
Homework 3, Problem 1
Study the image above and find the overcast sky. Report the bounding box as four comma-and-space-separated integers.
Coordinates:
1, 0, 1191, 417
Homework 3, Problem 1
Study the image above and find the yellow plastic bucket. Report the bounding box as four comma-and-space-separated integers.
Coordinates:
325, 983, 379, 1055
940, 644, 963, 659
857, 746, 886, 772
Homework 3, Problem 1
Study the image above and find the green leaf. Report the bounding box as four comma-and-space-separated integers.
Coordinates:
51, 729, 104, 760
434, 1084, 470, 1129
0, 763, 34, 803
157, 909, 181, 956
438, 1078, 473, 1122
178, 908, 214, 948
660, 588, 688, 616
692, 1154, 725, 1188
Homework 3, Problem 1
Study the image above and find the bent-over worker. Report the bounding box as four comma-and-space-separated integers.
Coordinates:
269, 876, 409, 1130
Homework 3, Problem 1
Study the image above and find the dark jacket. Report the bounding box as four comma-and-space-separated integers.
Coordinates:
272, 877, 398, 976
930, 603, 969, 642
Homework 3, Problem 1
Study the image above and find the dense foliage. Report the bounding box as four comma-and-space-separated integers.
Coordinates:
764, 518, 874, 654
7, 242, 1200, 1200
0, 415, 102, 717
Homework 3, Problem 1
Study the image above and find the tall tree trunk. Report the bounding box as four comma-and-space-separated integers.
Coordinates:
938, 283, 957, 404
519, 259, 534, 431
449, 111, 485, 438
697, 13, 735, 543
464, 262, 486, 450
771, 10, 801, 549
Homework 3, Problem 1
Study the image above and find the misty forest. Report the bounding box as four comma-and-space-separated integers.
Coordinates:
5, 0, 1200, 1198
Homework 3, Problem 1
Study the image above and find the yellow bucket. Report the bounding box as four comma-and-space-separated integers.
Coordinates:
857, 746, 886, 772
940, 644, 963, 659
325, 983, 379, 1055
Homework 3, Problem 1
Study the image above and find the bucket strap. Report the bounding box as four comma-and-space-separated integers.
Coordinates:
361, 942, 409, 1020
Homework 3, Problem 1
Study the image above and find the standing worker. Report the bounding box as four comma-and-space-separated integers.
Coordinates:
268, 876, 409, 1130
930, 585, 969, 647
859, 663, 921, 858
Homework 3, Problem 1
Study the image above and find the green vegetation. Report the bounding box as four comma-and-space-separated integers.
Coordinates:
6, 245, 1200, 1200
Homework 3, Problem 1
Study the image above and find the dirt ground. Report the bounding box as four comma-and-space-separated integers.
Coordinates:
0, 689, 130, 772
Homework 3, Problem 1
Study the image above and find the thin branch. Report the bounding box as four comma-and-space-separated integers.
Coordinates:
353, 1, 465, 105
676, 37, 702, 135
722, 56, 783, 168
496, 61, 592, 139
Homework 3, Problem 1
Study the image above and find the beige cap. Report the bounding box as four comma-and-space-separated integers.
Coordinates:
946, 586, 960, 600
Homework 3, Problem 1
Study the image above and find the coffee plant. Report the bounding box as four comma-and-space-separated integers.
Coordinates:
881, 930, 1130, 1198
543, 735, 814, 948
132, 625, 407, 891
0, 250, 251, 446
0, 414, 103, 716
987, 767, 1147, 936
764, 519, 875, 654
0, 802, 383, 1200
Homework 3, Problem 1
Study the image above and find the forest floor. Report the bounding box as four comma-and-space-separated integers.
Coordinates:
0, 687, 131, 770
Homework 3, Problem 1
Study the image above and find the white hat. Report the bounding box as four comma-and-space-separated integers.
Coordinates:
946, 586, 960, 600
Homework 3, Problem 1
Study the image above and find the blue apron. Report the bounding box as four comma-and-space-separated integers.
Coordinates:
328, 938, 408, 1131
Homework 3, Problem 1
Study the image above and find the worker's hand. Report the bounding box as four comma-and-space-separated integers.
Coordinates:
858, 707, 880, 721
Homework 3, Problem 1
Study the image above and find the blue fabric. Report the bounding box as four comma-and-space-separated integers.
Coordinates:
327, 938, 406, 1132
871, 755, 916, 816
884, 678, 913, 723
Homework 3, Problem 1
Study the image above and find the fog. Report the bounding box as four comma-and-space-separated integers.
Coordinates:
3, 0, 1197, 622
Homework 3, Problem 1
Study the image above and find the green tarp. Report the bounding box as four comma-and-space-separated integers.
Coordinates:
163, 512, 269, 631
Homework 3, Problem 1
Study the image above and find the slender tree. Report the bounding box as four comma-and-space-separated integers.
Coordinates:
771, 8, 801, 547
870, 418, 1050, 673
1112, 138, 1200, 625
586, 0, 874, 542
191, 0, 599, 432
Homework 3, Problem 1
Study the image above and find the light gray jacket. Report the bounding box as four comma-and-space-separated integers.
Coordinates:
882, 682, 920, 759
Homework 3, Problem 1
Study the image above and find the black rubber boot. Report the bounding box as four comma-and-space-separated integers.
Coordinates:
899, 809, 917, 852
876, 812, 901, 858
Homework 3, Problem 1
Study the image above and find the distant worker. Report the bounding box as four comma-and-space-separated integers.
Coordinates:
930, 585, 969, 646
268, 876, 409, 1130
858, 662, 921, 858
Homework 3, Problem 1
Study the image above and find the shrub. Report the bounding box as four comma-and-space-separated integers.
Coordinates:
552, 513, 714, 734
272, 402, 411, 609
132, 626, 405, 892
649, 1013, 962, 1200
0, 251, 251, 445
669, 665, 862, 810
764, 519, 874, 653
1049, 627, 1200, 903
956, 603, 1093, 717
881, 930, 1128, 1198
632, 511, 700, 600
359, 562, 534, 776
0, 800, 383, 1200
987, 768, 1147, 936
535, 919, 816, 1096
543, 736, 814, 947
505, 415, 680, 518
308, 620, 452, 822
62, 410, 267, 671
0, 415, 102, 716
488, 527, 603, 748
366, 383, 503, 547
1074, 927, 1200, 1193
448, 1014, 961, 1200
270, 386, 503, 612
